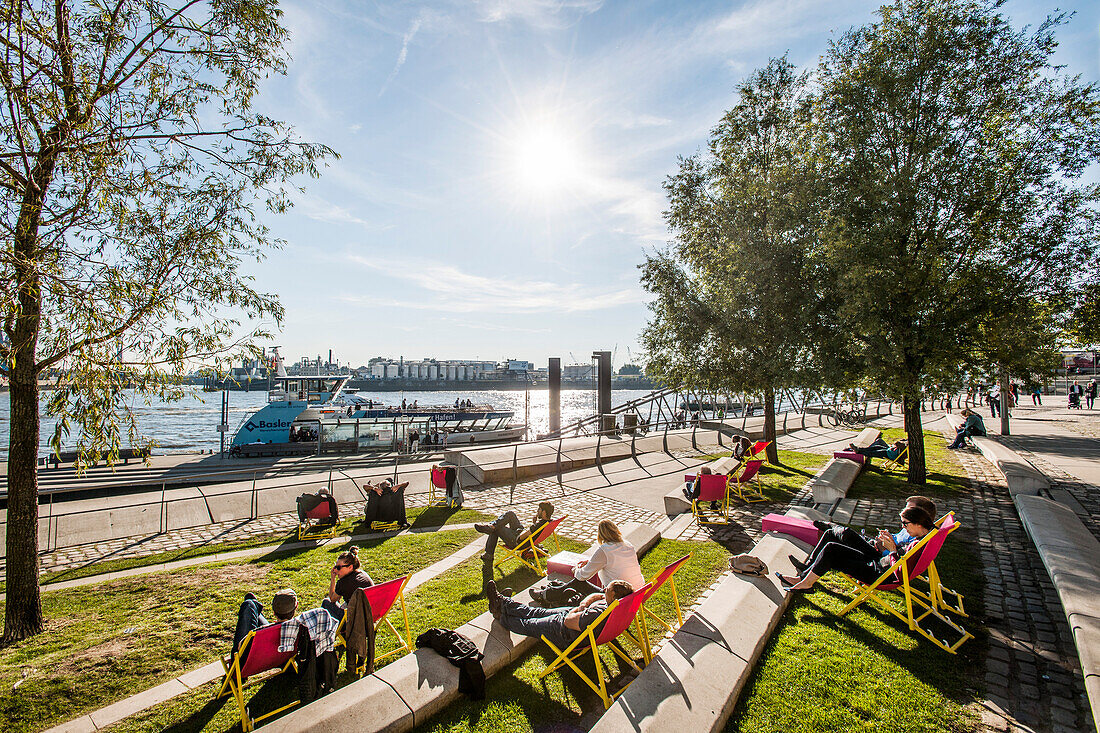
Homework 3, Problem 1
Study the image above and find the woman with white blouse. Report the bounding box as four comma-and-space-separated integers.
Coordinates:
573, 520, 645, 593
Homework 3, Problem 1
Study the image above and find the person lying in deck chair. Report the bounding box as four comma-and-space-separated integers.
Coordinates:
486, 579, 633, 650
947, 408, 986, 449
476, 500, 554, 559
231, 589, 299, 658
847, 437, 907, 462
364, 479, 410, 529
776, 507, 934, 593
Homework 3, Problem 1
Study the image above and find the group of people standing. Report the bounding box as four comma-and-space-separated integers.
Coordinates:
1068, 380, 1098, 410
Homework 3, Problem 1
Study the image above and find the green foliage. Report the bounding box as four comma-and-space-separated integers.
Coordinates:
0, 0, 336, 465
814, 0, 1100, 399
1067, 278, 1100, 348
641, 56, 820, 396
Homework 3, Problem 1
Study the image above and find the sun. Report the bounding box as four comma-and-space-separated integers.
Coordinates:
510, 124, 584, 196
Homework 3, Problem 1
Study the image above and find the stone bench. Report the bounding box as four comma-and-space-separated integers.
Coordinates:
808, 456, 863, 505
590, 511, 811, 732
265, 522, 661, 733
943, 414, 1048, 496
1015, 494, 1100, 731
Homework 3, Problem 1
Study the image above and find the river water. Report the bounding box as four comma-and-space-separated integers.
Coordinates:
0, 388, 655, 459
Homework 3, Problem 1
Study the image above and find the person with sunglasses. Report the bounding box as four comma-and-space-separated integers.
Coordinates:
322, 546, 373, 621
776, 506, 935, 593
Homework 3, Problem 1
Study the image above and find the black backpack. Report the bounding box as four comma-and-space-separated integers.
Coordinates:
416, 628, 485, 699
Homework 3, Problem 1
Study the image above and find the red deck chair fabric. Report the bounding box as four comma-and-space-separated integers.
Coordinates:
428, 466, 450, 507
494, 515, 566, 576
750, 439, 770, 456
539, 582, 652, 709
217, 623, 297, 731
337, 575, 413, 672
298, 494, 338, 541
687, 474, 733, 525
729, 458, 767, 503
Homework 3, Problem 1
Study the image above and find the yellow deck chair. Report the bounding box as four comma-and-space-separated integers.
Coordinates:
494, 515, 566, 576
216, 623, 298, 731
839, 513, 973, 653
688, 472, 734, 525
882, 443, 909, 473
634, 554, 691, 663
729, 458, 768, 503
539, 583, 651, 709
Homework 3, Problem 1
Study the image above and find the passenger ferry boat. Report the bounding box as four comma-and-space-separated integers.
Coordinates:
228, 350, 524, 455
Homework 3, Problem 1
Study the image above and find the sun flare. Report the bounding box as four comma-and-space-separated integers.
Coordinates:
510, 125, 584, 196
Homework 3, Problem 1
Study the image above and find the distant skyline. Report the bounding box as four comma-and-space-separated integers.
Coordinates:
248, 0, 1100, 370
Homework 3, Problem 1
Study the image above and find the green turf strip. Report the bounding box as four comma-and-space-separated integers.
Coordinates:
24, 505, 488, 590
0, 528, 480, 733
727, 430, 986, 733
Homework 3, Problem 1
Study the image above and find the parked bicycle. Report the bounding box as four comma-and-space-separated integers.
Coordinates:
826, 405, 867, 428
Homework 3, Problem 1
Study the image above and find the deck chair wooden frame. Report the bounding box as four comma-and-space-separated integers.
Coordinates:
881, 444, 909, 473
298, 501, 338, 542
634, 554, 692, 663
427, 466, 452, 508
216, 623, 298, 732
729, 458, 767, 503
369, 520, 401, 532
335, 574, 414, 675
494, 515, 566, 576
917, 512, 965, 617
839, 513, 973, 653
689, 473, 733, 525
539, 582, 652, 710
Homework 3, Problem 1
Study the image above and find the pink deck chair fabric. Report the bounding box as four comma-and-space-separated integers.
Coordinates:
733, 459, 764, 484
593, 583, 652, 646
362, 575, 408, 623
430, 468, 447, 489
304, 502, 333, 520
239, 623, 294, 681
640, 555, 690, 603
685, 473, 729, 502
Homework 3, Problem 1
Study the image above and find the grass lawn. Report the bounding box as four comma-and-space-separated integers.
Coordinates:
726, 429, 986, 733
413, 539, 731, 733
28, 504, 488, 589
0, 527, 480, 733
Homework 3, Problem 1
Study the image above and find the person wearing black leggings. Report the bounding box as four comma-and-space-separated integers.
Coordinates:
777, 506, 934, 592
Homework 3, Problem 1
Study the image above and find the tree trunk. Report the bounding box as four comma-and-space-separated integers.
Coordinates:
4, 160, 52, 643
902, 393, 926, 485
999, 371, 1011, 436
4, 367, 43, 643
763, 387, 778, 464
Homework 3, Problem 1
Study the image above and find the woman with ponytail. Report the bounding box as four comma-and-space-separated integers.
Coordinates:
322, 546, 373, 621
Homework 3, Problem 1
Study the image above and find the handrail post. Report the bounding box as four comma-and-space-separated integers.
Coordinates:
161, 481, 168, 532
556, 437, 563, 486
251, 473, 257, 520
595, 431, 606, 478
691, 418, 698, 451
663, 423, 670, 455
510, 444, 519, 504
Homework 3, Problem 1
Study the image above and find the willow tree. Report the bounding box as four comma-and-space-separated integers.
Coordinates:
642, 57, 821, 464
815, 0, 1100, 484
0, 0, 334, 642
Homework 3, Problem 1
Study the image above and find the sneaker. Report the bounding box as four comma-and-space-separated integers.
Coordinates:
812, 520, 832, 532
501, 587, 513, 597
530, 588, 546, 603
474, 523, 493, 534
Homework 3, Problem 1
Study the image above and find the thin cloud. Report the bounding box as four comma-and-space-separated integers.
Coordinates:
345, 256, 642, 313
473, 0, 604, 28
379, 14, 425, 97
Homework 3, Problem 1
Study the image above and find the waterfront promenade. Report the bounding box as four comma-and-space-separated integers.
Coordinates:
4, 404, 1100, 733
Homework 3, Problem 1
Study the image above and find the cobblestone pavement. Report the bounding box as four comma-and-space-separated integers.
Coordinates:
829, 440, 1094, 733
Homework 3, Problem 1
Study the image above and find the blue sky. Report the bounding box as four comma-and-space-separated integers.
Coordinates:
247, 0, 1100, 371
